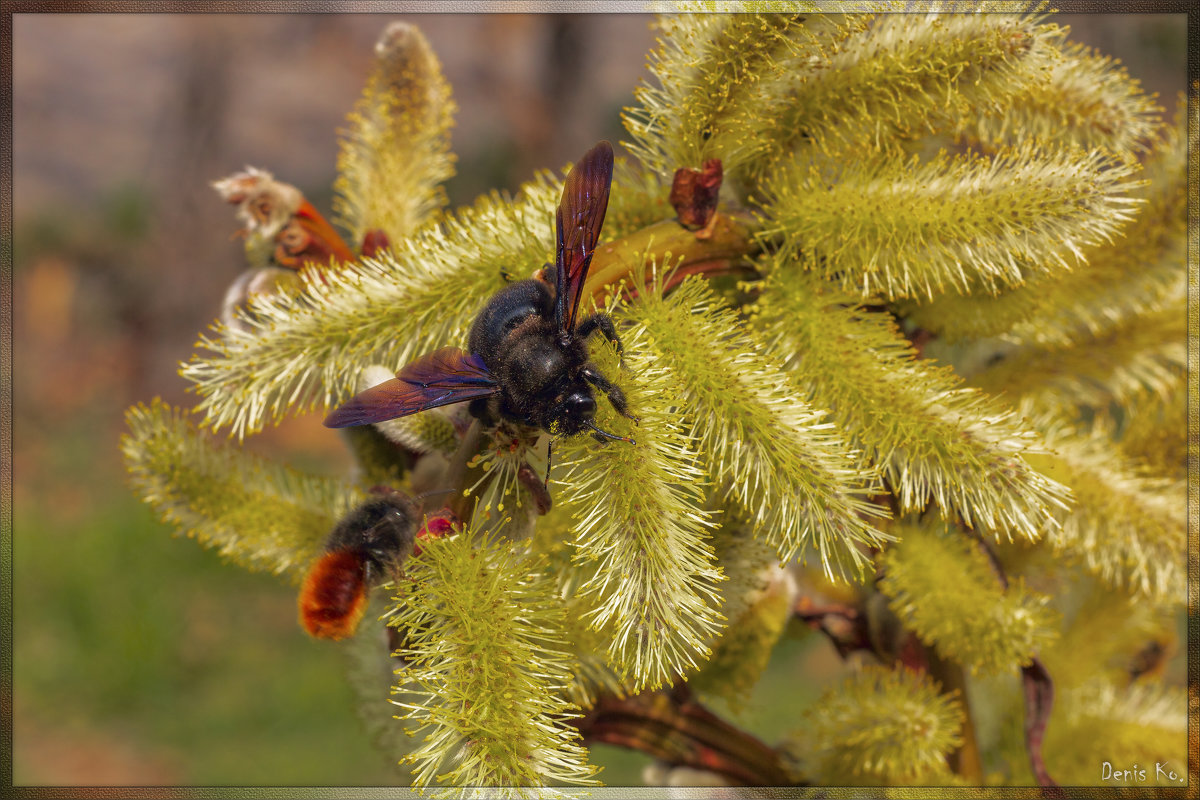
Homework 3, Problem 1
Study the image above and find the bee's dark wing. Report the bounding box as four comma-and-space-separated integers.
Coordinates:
554, 140, 614, 335
324, 347, 499, 428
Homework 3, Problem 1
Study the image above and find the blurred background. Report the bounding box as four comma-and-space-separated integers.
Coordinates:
9, 11, 1186, 787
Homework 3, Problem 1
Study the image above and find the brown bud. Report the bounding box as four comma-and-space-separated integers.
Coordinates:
361, 229, 391, 258
669, 159, 723, 230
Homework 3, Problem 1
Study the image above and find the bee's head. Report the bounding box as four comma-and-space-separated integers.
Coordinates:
562, 390, 596, 425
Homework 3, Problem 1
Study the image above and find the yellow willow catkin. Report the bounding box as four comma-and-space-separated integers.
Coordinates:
122, 399, 361, 578
762, 142, 1144, 300
556, 326, 724, 691
390, 529, 597, 789
624, 275, 889, 579
334, 21, 457, 243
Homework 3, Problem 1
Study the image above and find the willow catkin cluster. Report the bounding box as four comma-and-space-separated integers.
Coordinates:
122, 9, 1186, 790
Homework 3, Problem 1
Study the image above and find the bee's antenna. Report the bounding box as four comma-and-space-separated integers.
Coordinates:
584, 420, 635, 445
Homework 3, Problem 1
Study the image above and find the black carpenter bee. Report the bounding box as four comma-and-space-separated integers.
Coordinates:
324, 140, 636, 445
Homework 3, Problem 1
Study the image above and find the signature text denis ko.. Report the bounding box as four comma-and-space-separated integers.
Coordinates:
1101, 761, 1185, 785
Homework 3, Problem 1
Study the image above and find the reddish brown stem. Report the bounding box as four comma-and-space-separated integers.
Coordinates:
616, 259, 759, 304
970, 533, 1060, 791
574, 688, 797, 786
582, 211, 762, 307
1022, 658, 1062, 794
793, 599, 873, 659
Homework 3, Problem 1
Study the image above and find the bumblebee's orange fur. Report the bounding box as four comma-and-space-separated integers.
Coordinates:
298, 549, 368, 641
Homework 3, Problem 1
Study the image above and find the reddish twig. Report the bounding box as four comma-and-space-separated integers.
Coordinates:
793, 598, 873, 659
574, 687, 797, 786
969, 533, 1061, 792
1022, 658, 1063, 795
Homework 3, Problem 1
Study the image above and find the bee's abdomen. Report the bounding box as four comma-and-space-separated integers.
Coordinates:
298, 549, 369, 640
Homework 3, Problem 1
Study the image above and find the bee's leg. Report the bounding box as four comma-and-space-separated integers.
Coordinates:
576, 313, 623, 356
581, 366, 640, 425
516, 462, 552, 515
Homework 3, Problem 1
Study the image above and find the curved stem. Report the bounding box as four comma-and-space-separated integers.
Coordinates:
969, 532, 1061, 792
574, 686, 798, 786
583, 211, 764, 306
